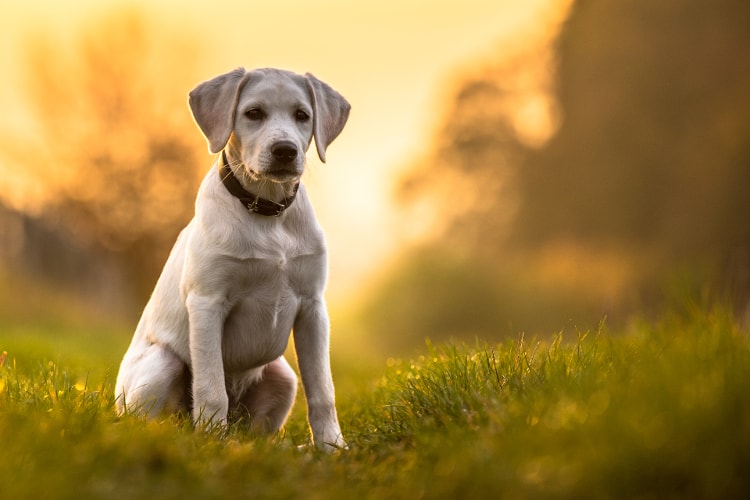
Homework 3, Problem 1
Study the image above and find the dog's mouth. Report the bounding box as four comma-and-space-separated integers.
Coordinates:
245, 166, 301, 184
269, 166, 303, 182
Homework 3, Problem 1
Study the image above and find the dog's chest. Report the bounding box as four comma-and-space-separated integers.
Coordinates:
219, 227, 320, 371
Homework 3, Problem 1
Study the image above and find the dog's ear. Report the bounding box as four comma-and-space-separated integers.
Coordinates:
188, 67, 248, 154
305, 74, 351, 163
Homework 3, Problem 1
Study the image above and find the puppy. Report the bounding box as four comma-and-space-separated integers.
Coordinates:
115, 68, 350, 449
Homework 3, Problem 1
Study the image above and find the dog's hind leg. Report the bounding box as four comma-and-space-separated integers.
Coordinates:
115, 343, 189, 418
230, 356, 298, 434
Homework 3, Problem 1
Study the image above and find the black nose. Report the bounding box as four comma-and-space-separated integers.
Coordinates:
271, 141, 298, 163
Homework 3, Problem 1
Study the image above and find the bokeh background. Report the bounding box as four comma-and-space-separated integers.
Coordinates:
1, 0, 748, 359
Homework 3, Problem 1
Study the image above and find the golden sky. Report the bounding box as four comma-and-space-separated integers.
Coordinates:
0, 0, 570, 301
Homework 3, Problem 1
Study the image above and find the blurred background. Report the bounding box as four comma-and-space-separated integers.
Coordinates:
1, 0, 749, 360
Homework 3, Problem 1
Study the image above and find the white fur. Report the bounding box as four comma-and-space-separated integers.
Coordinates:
115, 68, 350, 450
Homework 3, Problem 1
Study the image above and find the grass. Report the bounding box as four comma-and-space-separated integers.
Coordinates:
1, 304, 749, 498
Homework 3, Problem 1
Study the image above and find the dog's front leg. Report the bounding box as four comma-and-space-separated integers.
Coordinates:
186, 292, 229, 426
293, 298, 345, 450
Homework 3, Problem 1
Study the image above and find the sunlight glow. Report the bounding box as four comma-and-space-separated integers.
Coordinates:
0, 0, 573, 300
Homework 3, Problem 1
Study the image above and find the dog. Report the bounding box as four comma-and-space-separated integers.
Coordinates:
114, 68, 350, 450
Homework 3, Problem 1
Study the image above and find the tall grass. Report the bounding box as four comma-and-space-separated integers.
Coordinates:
1, 305, 749, 498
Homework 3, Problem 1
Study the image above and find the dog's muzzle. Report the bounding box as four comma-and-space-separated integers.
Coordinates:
267, 140, 303, 180
219, 152, 300, 217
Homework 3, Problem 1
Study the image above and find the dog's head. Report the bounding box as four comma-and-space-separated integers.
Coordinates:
189, 68, 350, 183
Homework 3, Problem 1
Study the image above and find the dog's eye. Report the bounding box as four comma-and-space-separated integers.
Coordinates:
295, 110, 310, 122
245, 108, 265, 121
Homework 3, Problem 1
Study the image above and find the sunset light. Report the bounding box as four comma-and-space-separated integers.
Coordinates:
0, 0, 571, 301
2, 2, 750, 496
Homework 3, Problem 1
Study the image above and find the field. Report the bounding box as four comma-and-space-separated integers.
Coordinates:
1, 302, 749, 499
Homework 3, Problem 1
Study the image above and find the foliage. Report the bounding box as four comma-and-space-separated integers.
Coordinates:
2, 306, 748, 498
518, 0, 750, 256
10, 9, 207, 300
386, 0, 750, 338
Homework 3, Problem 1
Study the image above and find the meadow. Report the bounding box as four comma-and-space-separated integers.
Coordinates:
1, 299, 749, 499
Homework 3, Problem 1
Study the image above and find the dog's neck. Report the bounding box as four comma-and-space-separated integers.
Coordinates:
222, 148, 299, 202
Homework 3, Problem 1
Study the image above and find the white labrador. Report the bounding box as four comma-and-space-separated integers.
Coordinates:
115, 68, 350, 449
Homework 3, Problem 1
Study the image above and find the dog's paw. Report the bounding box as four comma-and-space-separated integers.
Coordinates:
192, 397, 229, 431
315, 434, 348, 452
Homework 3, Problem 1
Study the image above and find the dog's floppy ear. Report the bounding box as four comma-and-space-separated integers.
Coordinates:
188, 67, 248, 154
305, 73, 351, 163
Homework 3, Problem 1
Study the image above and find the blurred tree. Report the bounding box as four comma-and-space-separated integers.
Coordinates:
518, 0, 750, 255
372, 0, 750, 347
516, 0, 750, 311
398, 37, 559, 257
16, 9, 206, 303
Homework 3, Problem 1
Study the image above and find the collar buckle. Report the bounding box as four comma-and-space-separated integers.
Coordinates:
247, 196, 286, 217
